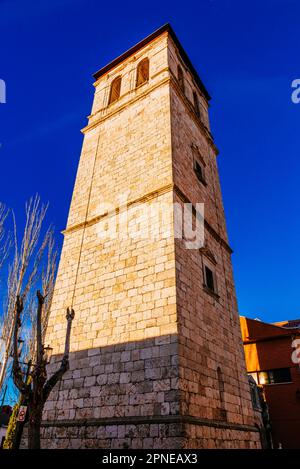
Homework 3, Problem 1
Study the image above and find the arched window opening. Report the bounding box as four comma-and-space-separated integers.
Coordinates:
108, 76, 122, 105
177, 65, 185, 93
193, 91, 201, 119
136, 58, 149, 87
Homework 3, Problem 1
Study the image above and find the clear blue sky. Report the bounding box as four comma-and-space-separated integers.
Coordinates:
0, 0, 299, 323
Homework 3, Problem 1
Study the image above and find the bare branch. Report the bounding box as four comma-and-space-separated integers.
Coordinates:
43, 308, 75, 403
27, 230, 58, 364
0, 203, 11, 271
12, 296, 27, 395
0, 196, 49, 391
0, 203, 9, 265
41, 231, 57, 343
36, 290, 44, 365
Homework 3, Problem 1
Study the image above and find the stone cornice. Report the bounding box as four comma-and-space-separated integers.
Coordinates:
41, 414, 259, 433
82, 72, 218, 159
81, 74, 171, 135
92, 24, 211, 101
62, 182, 174, 235
62, 182, 233, 255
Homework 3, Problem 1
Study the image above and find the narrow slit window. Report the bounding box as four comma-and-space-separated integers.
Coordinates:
108, 76, 122, 105
136, 58, 149, 87
216, 366, 227, 421
177, 65, 185, 93
217, 367, 225, 395
193, 91, 201, 118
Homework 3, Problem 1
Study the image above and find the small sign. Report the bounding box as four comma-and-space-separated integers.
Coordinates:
17, 405, 27, 422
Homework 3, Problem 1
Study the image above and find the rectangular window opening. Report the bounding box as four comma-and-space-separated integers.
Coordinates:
194, 160, 206, 185
257, 368, 292, 385
205, 266, 215, 293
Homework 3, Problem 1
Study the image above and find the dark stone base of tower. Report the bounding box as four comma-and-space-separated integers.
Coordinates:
35, 421, 260, 449
21, 335, 260, 449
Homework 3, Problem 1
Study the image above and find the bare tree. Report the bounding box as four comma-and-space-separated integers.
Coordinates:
28, 231, 57, 362
0, 202, 10, 399
12, 294, 74, 449
0, 196, 49, 391
0, 196, 75, 448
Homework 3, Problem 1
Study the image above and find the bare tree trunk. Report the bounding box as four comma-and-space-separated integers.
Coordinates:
0, 196, 48, 392
0, 350, 9, 390
28, 404, 43, 449
11, 296, 74, 449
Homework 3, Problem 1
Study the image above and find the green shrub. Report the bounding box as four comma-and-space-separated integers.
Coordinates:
3, 403, 20, 449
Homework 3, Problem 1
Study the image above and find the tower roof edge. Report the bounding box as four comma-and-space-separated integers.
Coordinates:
92, 23, 211, 101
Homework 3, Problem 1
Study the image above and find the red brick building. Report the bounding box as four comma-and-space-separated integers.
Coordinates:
240, 316, 300, 449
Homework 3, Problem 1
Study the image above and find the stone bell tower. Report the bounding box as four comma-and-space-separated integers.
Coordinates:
41, 24, 261, 448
